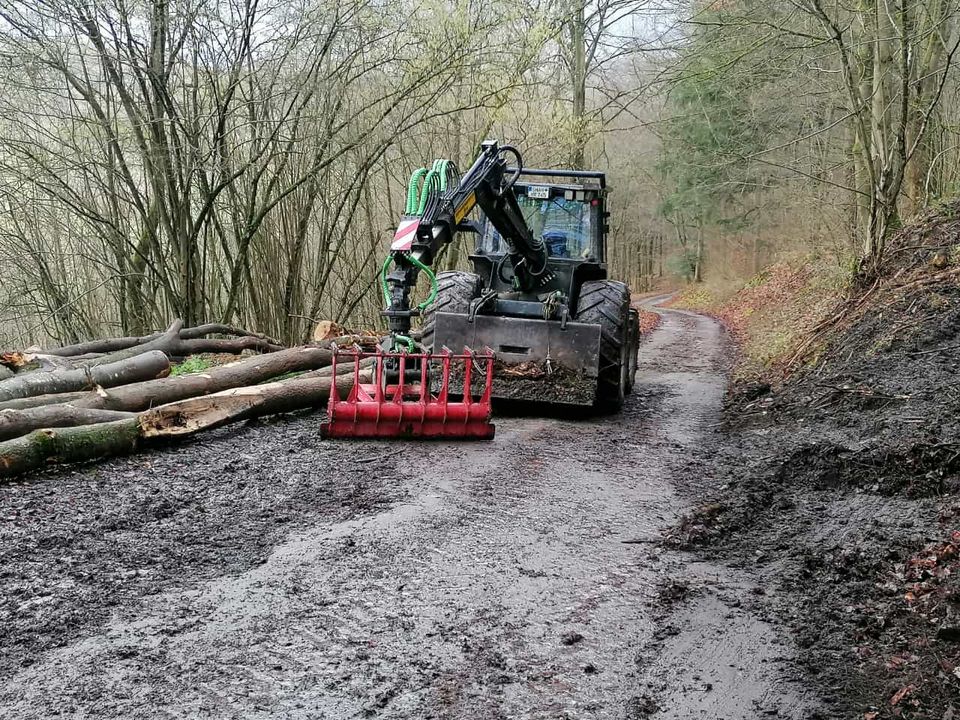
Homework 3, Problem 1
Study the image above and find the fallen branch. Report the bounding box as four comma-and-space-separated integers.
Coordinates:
45, 323, 283, 357
82, 320, 184, 367
57, 320, 284, 368
784, 277, 882, 372
179, 324, 282, 345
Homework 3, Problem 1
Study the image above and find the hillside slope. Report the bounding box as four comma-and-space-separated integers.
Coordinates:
675, 203, 960, 719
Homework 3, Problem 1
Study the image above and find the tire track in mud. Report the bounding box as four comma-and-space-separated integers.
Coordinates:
0, 302, 822, 719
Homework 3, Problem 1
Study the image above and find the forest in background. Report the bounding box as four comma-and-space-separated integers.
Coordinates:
1, 0, 960, 347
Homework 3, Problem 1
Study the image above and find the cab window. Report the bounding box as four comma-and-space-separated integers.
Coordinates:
479, 193, 598, 259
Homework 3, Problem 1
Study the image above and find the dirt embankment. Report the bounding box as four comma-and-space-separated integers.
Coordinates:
671, 204, 960, 718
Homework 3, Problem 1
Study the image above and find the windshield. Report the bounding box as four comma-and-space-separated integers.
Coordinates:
479, 194, 598, 259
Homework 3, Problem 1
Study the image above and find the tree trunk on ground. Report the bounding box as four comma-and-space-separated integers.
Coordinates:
178, 324, 282, 344
44, 332, 167, 357
0, 407, 136, 441
0, 355, 371, 436
0, 392, 96, 412
0, 351, 171, 403
0, 420, 142, 478
0, 369, 371, 478
139, 369, 371, 437
168, 335, 286, 357
0, 346, 332, 413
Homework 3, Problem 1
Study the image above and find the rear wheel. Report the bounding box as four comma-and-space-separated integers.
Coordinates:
420, 271, 482, 350
626, 308, 640, 394
576, 280, 631, 411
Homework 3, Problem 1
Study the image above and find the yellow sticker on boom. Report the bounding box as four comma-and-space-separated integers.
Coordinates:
454, 192, 477, 224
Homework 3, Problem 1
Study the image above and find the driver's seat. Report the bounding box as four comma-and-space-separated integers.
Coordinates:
543, 231, 569, 258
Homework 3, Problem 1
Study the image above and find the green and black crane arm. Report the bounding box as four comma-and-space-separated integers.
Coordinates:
381, 140, 550, 347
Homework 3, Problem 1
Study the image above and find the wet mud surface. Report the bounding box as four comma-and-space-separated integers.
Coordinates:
0, 302, 825, 718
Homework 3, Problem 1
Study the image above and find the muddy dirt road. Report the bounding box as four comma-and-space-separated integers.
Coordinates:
0, 304, 824, 718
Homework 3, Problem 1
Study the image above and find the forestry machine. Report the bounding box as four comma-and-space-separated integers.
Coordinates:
321, 140, 640, 440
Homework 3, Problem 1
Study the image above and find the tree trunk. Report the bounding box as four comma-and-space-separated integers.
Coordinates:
0, 369, 371, 479
0, 353, 369, 439
139, 369, 370, 437
0, 420, 142, 478
0, 406, 136, 441
694, 227, 705, 283
864, 0, 901, 262
0, 346, 332, 413
77, 323, 285, 367
0, 351, 171, 403
170, 336, 286, 357
568, 0, 588, 169
0, 392, 94, 412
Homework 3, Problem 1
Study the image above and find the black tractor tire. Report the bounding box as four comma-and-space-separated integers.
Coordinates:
576, 279, 631, 412
626, 308, 640, 394
420, 271, 482, 350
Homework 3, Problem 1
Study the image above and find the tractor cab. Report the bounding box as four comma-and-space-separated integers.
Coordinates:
472, 169, 609, 305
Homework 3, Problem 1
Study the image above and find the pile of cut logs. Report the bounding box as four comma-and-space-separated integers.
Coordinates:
0, 320, 376, 478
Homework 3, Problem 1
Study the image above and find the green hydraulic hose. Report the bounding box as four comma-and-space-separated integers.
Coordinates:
393, 334, 415, 352
379, 253, 439, 312
380, 255, 393, 305
408, 253, 439, 310
381, 159, 448, 335
433, 158, 451, 190
405, 168, 428, 215
416, 169, 439, 215
414, 158, 454, 215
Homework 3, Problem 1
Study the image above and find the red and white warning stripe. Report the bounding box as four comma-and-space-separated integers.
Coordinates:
391, 218, 420, 251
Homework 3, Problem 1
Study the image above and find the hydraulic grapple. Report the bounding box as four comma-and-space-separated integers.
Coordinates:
320, 345, 495, 439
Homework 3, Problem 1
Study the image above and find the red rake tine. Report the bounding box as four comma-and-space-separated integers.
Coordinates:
462, 345, 474, 407
395, 352, 406, 432
481, 347, 495, 405
374, 346, 385, 403
330, 347, 340, 403
420, 352, 429, 403
438, 348, 451, 405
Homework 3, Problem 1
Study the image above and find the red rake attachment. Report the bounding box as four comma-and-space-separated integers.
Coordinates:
320, 345, 496, 439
